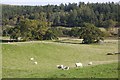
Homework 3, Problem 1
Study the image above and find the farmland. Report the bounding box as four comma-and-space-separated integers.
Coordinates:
1, 37, 119, 78
1, 1, 120, 78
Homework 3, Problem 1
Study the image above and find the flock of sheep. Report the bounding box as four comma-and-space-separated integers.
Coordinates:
56, 62, 93, 70
30, 51, 119, 70
30, 57, 93, 70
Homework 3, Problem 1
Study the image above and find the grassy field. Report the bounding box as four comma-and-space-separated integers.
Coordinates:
1, 37, 119, 78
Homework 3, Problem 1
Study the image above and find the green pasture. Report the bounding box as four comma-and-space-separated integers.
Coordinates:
1, 38, 118, 78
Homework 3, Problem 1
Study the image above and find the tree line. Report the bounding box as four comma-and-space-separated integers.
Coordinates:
2, 2, 120, 27
2, 2, 120, 43
7, 19, 104, 44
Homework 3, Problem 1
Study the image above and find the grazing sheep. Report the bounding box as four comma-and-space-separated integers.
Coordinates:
88, 62, 92, 65
75, 62, 83, 68
8, 42, 10, 43
34, 61, 38, 64
57, 65, 64, 69
56, 65, 61, 69
63, 66, 70, 70
57, 65, 70, 70
30, 58, 34, 61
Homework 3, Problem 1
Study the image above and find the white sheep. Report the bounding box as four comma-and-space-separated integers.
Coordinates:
30, 58, 34, 61
57, 65, 64, 69
63, 66, 70, 70
34, 61, 38, 64
75, 62, 83, 68
88, 62, 92, 65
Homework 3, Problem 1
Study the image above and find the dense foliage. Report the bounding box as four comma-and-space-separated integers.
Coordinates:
2, 2, 120, 43
80, 23, 104, 44
2, 2, 120, 27
68, 23, 104, 44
